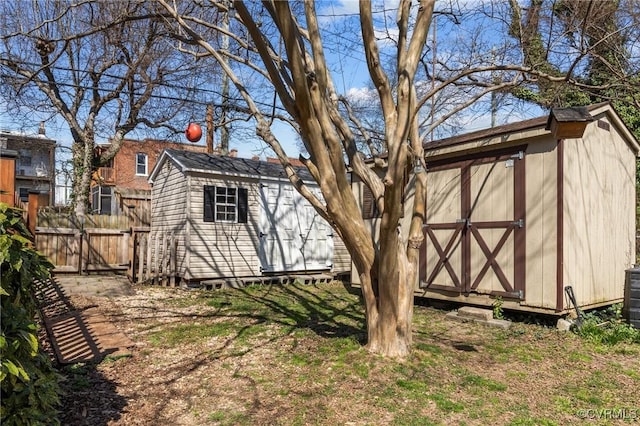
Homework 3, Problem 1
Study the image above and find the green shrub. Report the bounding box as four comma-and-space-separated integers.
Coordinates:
575, 303, 640, 345
492, 296, 505, 320
0, 203, 62, 425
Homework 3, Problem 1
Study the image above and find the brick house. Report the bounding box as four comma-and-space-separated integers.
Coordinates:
92, 139, 207, 222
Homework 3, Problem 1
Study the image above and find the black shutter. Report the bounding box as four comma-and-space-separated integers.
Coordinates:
203, 185, 216, 222
362, 185, 380, 219
237, 187, 248, 223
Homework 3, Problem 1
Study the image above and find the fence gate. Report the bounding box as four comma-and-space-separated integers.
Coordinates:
129, 227, 178, 286
35, 227, 129, 273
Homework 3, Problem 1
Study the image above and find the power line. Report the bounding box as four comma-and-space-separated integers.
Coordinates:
2, 59, 224, 97
0, 72, 290, 115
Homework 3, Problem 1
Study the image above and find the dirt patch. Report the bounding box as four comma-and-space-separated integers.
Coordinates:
36, 278, 135, 365
51, 283, 640, 426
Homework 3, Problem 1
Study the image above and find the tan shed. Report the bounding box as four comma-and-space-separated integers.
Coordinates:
353, 103, 639, 314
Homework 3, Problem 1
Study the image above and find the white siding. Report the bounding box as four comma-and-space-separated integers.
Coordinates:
151, 161, 189, 278
186, 173, 260, 279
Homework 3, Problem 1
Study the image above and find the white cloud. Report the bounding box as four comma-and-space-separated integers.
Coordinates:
345, 86, 377, 103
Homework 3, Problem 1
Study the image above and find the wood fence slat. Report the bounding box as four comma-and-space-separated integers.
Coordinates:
57, 232, 66, 267
107, 232, 116, 266
137, 233, 146, 283
81, 231, 88, 274
36, 223, 179, 285
147, 233, 154, 281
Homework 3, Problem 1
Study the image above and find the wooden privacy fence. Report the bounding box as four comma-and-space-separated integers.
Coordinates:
36, 227, 130, 273
36, 226, 179, 284
37, 211, 130, 229
129, 227, 178, 286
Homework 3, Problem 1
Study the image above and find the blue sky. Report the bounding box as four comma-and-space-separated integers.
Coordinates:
1, 0, 546, 161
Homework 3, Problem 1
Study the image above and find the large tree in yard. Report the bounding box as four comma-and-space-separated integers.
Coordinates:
0, 0, 217, 215
157, 0, 640, 357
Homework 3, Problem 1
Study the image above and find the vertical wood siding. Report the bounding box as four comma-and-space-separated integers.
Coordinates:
563, 114, 636, 307
522, 138, 558, 309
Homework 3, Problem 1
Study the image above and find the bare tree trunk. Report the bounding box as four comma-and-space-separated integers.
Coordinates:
71, 142, 93, 217
367, 248, 414, 357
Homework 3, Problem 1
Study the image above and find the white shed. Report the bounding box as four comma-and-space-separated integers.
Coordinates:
149, 149, 350, 285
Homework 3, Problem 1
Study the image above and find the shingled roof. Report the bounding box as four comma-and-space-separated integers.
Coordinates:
154, 148, 314, 181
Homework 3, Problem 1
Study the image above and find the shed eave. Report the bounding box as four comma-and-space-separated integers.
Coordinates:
183, 167, 317, 185
148, 150, 171, 184
587, 103, 640, 155
425, 127, 550, 159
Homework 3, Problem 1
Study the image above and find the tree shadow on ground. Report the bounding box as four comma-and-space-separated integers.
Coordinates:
57, 361, 129, 426
34, 277, 129, 426
86, 280, 368, 424
234, 280, 368, 343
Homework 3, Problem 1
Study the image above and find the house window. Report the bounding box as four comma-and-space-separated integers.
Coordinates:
136, 153, 148, 176
19, 149, 32, 167
203, 186, 248, 223
91, 185, 114, 215
20, 155, 32, 167
18, 188, 30, 202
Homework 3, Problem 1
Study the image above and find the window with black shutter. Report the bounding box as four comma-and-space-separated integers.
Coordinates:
203, 185, 248, 223
362, 184, 405, 219
362, 185, 381, 219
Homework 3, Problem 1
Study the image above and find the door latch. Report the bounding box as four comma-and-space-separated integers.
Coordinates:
456, 218, 471, 228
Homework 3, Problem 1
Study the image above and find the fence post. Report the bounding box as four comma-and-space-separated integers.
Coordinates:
146, 231, 153, 283
128, 228, 135, 281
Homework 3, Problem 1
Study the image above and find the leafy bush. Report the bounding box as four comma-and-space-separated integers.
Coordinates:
0, 203, 62, 425
492, 296, 505, 320
574, 303, 640, 345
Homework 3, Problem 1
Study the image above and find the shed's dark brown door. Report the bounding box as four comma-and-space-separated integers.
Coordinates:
420, 146, 526, 299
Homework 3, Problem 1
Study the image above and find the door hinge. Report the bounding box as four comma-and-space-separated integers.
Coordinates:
512, 219, 524, 228
506, 151, 525, 168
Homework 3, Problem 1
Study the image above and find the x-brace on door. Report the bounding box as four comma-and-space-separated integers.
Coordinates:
419, 146, 527, 299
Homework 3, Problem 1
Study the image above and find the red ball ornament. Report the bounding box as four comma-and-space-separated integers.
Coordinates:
185, 123, 202, 143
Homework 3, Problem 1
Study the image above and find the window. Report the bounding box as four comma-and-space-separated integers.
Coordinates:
362, 184, 405, 219
362, 185, 381, 219
136, 153, 148, 176
91, 186, 114, 215
203, 186, 248, 223
18, 188, 30, 202
19, 149, 32, 167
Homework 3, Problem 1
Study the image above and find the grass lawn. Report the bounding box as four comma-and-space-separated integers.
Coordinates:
59, 281, 640, 425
